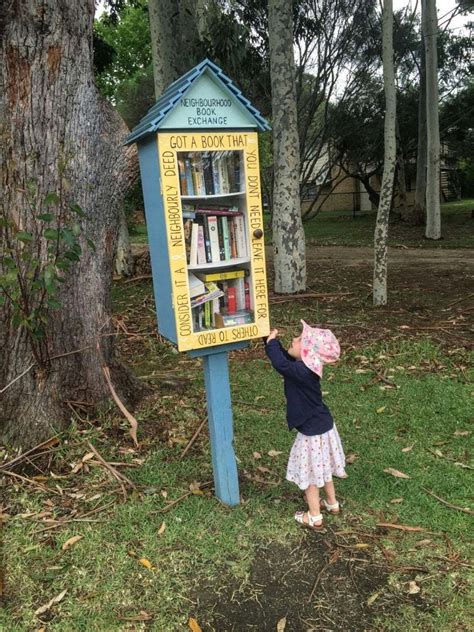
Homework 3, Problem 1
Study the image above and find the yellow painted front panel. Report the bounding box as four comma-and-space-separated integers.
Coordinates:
157, 132, 270, 352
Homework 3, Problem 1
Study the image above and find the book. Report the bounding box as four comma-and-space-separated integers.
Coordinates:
190, 282, 224, 308
189, 222, 199, 266
202, 153, 215, 195
234, 277, 246, 311
184, 158, 194, 196
183, 218, 193, 264
200, 216, 212, 263
227, 287, 236, 314
229, 218, 238, 258
221, 216, 231, 260
215, 310, 254, 328
188, 271, 205, 298
178, 158, 188, 195
217, 217, 225, 260
196, 225, 207, 264
196, 269, 246, 283
207, 216, 220, 263
233, 215, 247, 258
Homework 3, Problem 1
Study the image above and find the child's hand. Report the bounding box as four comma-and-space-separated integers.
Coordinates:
266, 329, 279, 343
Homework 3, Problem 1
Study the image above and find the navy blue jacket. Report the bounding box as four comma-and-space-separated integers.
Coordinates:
265, 339, 334, 436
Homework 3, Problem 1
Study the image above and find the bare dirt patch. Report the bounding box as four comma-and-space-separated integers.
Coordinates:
192, 524, 428, 631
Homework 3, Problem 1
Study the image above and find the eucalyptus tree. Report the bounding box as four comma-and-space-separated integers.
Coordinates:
0, 0, 138, 448
373, 0, 397, 306
423, 0, 441, 240
268, 0, 306, 293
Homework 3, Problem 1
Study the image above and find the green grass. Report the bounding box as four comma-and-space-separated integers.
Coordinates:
2, 336, 472, 630
303, 199, 474, 248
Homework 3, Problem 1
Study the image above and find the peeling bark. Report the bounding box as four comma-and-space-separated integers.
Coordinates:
0, 0, 140, 448
373, 0, 396, 307
414, 29, 427, 225
268, 0, 306, 294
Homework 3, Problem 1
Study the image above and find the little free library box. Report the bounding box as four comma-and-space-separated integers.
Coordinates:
125, 60, 271, 506
125, 59, 271, 352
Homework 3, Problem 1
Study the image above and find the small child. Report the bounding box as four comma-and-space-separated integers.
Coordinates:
265, 320, 346, 530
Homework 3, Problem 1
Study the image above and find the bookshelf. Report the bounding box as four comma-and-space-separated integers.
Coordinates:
155, 130, 269, 352
178, 148, 256, 335
181, 191, 245, 201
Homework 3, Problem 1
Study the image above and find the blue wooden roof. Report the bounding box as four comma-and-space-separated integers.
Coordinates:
124, 59, 270, 145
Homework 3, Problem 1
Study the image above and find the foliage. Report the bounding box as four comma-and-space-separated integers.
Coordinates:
0, 183, 92, 369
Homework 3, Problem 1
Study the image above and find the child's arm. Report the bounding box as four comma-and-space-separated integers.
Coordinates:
265, 338, 311, 380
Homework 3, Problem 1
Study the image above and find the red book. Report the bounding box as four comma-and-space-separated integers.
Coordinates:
244, 281, 250, 310
227, 287, 236, 314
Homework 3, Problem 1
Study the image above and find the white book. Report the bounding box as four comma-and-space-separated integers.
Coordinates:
221, 216, 231, 260
188, 271, 205, 298
233, 215, 247, 258
197, 225, 207, 264
234, 277, 246, 311
189, 222, 199, 266
207, 216, 221, 263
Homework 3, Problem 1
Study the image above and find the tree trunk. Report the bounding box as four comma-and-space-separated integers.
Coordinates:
268, 0, 306, 294
148, 0, 179, 97
115, 208, 135, 277
414, 27, 427, 225
0, 0, 139, 448
373, 0, 397, 307
396, 117, 409, 220
423, 0, 441, 239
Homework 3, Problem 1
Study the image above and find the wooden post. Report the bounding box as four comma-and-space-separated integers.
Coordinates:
203, 350, 240, 506
189, 341, 245, 506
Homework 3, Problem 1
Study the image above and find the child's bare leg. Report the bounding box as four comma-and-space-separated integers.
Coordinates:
323, 480, 337, 506
305, 484, 321, 517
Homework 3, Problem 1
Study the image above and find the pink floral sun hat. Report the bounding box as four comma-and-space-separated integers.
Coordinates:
300, 320, 340, 377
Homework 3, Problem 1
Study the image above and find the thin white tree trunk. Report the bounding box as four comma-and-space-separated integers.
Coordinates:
373, 0, 397, 306
268, 0, 306, 294
414, 28, 427, 225
423, 0, 441, 239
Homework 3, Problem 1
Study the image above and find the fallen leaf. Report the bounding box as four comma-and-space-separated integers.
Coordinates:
277, 616, 287, 631
390, 498, 404, 504
376, 406, 386, 414
353, 543, 370, 549
138, 558, 153, 570
408, 580, 420, 595
253, 452, 262, 460
161, 490, 168, 499
384, 468, 410, 479
454, 430, 470, 437
32, 475, 49, 482
401, 445, 414, 453
34, 589, 67, 616
61, 535, 83, 551
322, 391, 329, 395
81, 452, 94, 463
157, 522, 166, 535
189, 482, 204, 495
415, 539, 432, 547
367, 592, 380, 606
346, 453, 358, 464
188, 617, 203, 632
268, 450, 283, 458
257, 466, 271, 474
377, 522, 425, 532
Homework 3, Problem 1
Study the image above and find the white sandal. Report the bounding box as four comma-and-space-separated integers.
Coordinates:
321, 499, 340, 514
294, 511, 324, 530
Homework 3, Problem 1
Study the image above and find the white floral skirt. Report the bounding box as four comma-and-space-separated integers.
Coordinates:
286, 425, 347, 490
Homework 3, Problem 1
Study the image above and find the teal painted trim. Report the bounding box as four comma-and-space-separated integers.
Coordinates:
124, 58, 270, 145
203, 351, 240, 506
138, 137, 177, 343
188, 341, 248, 358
